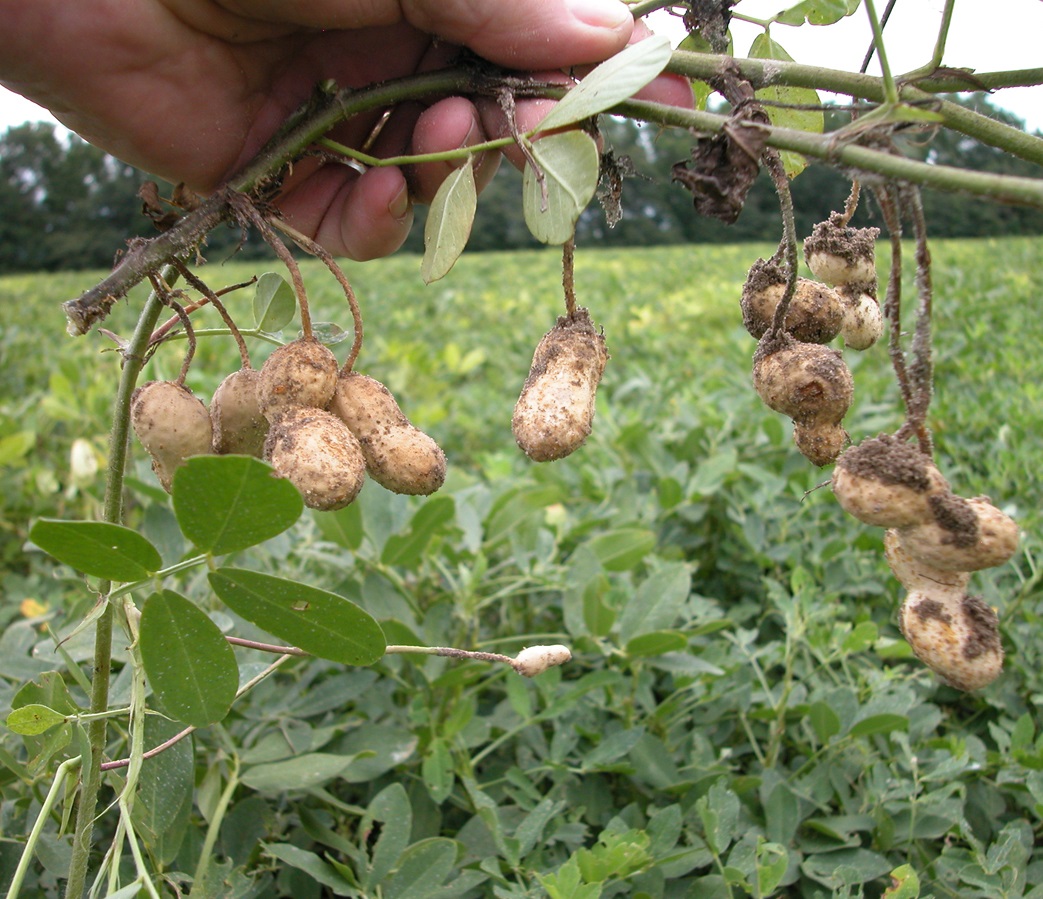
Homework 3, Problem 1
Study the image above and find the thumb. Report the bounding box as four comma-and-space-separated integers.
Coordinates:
401, 0, 635, 68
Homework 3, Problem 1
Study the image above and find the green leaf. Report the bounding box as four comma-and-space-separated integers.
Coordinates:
624, 630, 688, 658
314, 501, 364, 551
422, 159, 477, 284
776, 0, 860, 26
311, 321, 352, 345
365, 783, 414, 889
523, 130, 600, 245
244, 753, 360, 792
253, 272, 297, 332
755, 841, 789, 896
537, 35, 672, 131
29, 519, 162, 581
383, 838, 457, 899
618, 562, 691, 642
265, 843, 358, 893
381, 496, 456, 568
841, 620, 878, 653
135, 716, 194, 863
848, 713, 908, 738
677, 34, 717, 111
6, 704, 66, 735
584, 528, 656, 572
696, 779, 740, 854
173, 455, 303, 556
0, 431, 35, 465
422, 738, 455, 805
749, 33, 823, 178
209, 568, 386, 665
808, 700, 841, 743
139, 591, 239, 727
884, 864, 921, 898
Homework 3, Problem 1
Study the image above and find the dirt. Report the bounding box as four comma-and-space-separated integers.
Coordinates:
837, 433, 933, 490
928, 492, 980, 547
959, 595, 1002, 660
803, 215, 879, 267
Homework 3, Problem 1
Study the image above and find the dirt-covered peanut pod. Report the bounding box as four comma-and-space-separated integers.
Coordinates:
131, 380, 214, 492
752, 333, 853, 466
803, 217, 879, 289
832, 434, 950, 528
897, 495, 1019, 572
328, 371, 446, 496
740, 259, 843, 344
512, 307, 608, 462
211, 368, 268, 457
884, 528, 971, 595
899, 589, 1004, 691
263, 407, 365, 511
258, 337, 339, 421
836, 285, 884, 351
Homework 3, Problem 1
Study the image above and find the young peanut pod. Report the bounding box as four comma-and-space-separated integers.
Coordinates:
831, 434, 949, 528
328, 372, 447, 496
803, 218, 879, 289
897, 495, 1019, 572
836, 285, 884, 351
753, 333, 853, 466
741, 259, 843, 343
258, 337, 339, 421
884, 528, 971, 595
512, 307, 608, 462
899, 589, 1004, 692
131, 380, 214, 493
263, 407, 366, 511
211, 368, 268, 457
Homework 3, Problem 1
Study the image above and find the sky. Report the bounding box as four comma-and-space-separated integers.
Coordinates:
0, 0, 1040, 138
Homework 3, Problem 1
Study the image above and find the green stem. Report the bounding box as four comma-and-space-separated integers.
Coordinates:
665, 52, 1043, 167
864, 0, 900, 104
319, 133, 518, 168
191, 756, 240, 892
616, 95, 1043, 206
62, 58, 1043, 336
63, 271, 172, 899
9, 756, 81, 899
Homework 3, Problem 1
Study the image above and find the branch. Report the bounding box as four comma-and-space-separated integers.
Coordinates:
617, 96, 1043, 207
62, 57, 1043, 335
667, 51, 1043, 167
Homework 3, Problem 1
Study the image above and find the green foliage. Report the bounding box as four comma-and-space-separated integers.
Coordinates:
1, 240, 1042, 896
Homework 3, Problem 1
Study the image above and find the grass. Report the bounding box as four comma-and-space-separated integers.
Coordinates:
0, 237, 1042, 898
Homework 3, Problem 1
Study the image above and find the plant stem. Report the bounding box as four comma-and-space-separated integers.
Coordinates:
863, 0, 900, 104
63, 271, 171, 899
665, 53, 1043, 167
62, 58, 1043, 335
9, 756, 81, 899
191, 756, 241, 890
616, 95, 1043, 206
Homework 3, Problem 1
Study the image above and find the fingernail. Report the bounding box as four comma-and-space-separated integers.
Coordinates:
567, 0, 632, 30
387, 184, 410, 221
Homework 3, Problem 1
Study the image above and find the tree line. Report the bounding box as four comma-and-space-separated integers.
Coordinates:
2, 94, 1041, 274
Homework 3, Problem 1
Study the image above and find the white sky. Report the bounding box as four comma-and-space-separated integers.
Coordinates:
1, 0, 1040, 140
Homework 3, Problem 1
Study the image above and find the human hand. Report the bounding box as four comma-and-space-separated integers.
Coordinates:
0, 0, 692, 259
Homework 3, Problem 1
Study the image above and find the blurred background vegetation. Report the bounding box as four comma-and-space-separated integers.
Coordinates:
3, 94, 1042, 274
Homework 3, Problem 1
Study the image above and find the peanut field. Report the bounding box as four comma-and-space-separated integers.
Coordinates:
1, 237, 1042, 898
